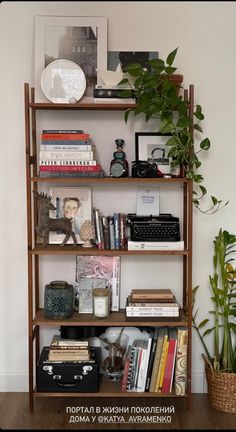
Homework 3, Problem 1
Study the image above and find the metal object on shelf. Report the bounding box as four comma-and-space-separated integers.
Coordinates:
44, 280, 74, 319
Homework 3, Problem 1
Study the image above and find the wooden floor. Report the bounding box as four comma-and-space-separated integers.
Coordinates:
0, 393, 236, 430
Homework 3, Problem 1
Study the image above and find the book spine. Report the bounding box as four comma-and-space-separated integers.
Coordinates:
102, 216, 110, 250
42, 129, 84, 134
93, 88, 135, 98
113, 212, 120, 250
145, 337, 158, 391
141, 337, 153, 392
126, 311, 179, 317
174, 329, 188, 395
41, 133, 90, 140
108, 216, 115, 250
39, 151, 94, 160
129, 302, 178, 307
41, 139, 91, 145
111, 256, 120, 312
121, 346, 131, 391
158, 341, 169, 393
93, 98, 135, 104
49, 346, 89, 351
127, 241, 184, 251
39, 160, 96, 166
161, 339, 177, 393
126, 347, 139, 392
39, 164, 101, 172
40, 144, 94, 151
39, 171, 103, 178
149, 336, 165, 393
94, 208, 102, 249
154, 335, 168, 393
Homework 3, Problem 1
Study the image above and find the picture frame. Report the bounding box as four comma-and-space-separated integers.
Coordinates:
34, 15, 107, 102
108, 51, 158, 72
48, 187, 92, 245
135, 132, 172, 162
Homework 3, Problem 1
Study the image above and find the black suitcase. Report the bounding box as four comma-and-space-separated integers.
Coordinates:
37, 347, 100, 393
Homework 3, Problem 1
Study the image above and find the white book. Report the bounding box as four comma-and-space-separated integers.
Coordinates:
126, 309, 179, 317
141, 336, 153, 392
40, 144, 95, 151
39, 150, 94, 160
127, 240, 184, 251
39, 160, 96, 166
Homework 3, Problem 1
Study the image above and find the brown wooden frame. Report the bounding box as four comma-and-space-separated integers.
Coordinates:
24, 83, 193, 412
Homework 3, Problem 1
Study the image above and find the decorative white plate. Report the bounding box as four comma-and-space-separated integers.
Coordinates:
41, 59, 86, 103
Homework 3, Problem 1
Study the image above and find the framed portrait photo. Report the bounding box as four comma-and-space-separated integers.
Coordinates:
48, 187, 92, 245
34, 15, 107, 101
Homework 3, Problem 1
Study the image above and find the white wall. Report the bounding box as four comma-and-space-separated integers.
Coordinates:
0, 1, 235, 393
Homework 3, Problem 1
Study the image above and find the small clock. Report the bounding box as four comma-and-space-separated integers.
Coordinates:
110, 139, 129, 178
41, 59, 86, 104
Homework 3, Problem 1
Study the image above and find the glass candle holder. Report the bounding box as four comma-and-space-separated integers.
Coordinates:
92, 288, 110, 319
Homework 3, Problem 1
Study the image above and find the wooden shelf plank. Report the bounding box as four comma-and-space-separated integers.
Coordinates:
29, 102, 136, 110
33, 309, 188, 327
30, 245, 189, 256
34, 380, 188, 397
31, 176, 190, 184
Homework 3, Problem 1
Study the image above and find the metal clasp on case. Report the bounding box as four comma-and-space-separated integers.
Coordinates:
43, 365, 53, 375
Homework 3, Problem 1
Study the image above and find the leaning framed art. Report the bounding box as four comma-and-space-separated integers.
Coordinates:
48, 186, 92, 245
34, 15, 107, 101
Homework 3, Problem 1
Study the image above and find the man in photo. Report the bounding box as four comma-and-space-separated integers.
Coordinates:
62, 197, 81, 235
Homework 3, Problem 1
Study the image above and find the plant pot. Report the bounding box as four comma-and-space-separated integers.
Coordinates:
161, 74, 183, 96
202, 354, 236, 413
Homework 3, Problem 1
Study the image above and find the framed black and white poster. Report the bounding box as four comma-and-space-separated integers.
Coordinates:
34, 16, 107, 101
135, 132, 172, 162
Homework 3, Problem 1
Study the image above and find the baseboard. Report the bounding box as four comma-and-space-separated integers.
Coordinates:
0, 371, 207, 393
0, 371, 28, 391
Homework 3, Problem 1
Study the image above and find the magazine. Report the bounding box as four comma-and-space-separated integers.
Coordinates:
75, 255, 120, 311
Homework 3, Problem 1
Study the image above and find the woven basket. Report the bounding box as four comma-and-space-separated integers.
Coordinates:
203, 354, 236, 414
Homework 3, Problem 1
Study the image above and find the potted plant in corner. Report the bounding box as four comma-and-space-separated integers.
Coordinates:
192, 228, 236, 413
120, 48, 227, 214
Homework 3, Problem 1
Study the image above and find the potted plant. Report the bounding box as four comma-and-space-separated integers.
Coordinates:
120, 48, 227, 214
192, 228, 236, 413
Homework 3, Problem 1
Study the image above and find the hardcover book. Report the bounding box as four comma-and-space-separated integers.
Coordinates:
75, 255, 121, 311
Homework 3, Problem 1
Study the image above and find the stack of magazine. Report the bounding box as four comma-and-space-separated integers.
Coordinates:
125, 289, 180, 318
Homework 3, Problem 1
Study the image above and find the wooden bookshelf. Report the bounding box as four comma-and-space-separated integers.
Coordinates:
34, 379, 188, 398
24, 83, 193, 411
30, 245, 189, 256
33, 309, 188, 328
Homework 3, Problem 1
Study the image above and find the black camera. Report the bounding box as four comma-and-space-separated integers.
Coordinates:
132, 160, 157, 178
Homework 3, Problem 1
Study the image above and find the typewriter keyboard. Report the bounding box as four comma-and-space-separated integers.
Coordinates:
131, 223, 180, 241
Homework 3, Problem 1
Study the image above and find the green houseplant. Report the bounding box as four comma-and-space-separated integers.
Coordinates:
120, 48, 227, 214
192, 228, 236, 413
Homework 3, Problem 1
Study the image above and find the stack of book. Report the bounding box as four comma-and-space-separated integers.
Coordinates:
93, 85, 136, 104
121, 327, 188, 394
125, 289, 180, 318
47, 335, 93, 363
39, 129, 104, 178
93, 208, 127, 250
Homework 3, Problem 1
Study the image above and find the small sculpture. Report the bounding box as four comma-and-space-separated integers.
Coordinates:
80, 220, 95, 248
34, 192, 77, 247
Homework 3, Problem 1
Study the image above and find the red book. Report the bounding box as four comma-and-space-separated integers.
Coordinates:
41, 133, 90, 140
161, 338, 177, 394
121, 347, 132, 392
39, 164, 101, 172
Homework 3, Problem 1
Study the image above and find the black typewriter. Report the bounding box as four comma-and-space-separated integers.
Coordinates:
127, 213, 180, 242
